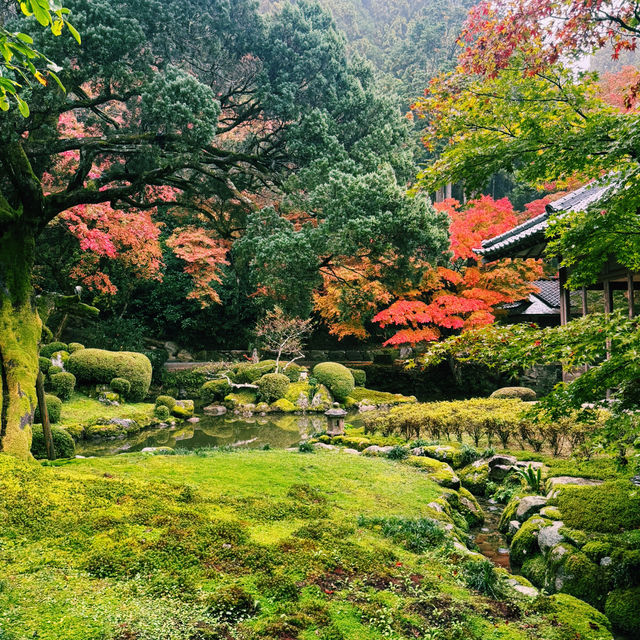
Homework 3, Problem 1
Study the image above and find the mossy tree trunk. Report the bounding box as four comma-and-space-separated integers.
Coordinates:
0, 222, 41, 457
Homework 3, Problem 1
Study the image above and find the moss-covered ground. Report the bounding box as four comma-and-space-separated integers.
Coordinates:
59, 392, 155, 427
0, 450, 614, 640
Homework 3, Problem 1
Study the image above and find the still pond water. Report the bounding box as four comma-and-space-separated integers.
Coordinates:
76, 412, 362, 457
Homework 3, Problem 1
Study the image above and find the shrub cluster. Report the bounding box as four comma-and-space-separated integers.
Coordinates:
67, 349, 152, 401
40, 342, 68, 359
312, 362, 354, 401
257, 373, 289, 403
50, 372, 76, 401
155, 395, 177, 411
154, 404, 171, 421
348, 368, 366, 387
362, 398, 598, 454
30, 424, 75, 459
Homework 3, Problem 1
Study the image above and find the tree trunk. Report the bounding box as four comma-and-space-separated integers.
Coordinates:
0, 223, 41, 458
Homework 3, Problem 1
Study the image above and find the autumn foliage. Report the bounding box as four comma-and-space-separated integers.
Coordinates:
372, 196, 543, 346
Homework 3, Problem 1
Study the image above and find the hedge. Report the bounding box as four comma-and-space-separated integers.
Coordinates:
312, 362, 354, 401
67, 349, 152, 401
349, 368, 366, 387
31, 424, 75, 459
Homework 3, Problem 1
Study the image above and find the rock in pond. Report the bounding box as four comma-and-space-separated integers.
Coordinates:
171, 399, 194, 419
203, 404, 227, 416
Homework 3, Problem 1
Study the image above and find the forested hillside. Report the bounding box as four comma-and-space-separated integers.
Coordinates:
260, 0, 473, 103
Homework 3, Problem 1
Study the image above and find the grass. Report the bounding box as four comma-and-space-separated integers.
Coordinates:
0, 449, 614, 640
59, 392, 155, 427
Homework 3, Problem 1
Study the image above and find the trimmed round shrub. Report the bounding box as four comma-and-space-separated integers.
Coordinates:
110, 377, 131, 397
155, 395, 177, 411
39, 356, 51, 373
154, 404, 171, 421
51, 350, 70, 365
605, 587, 640, 636
201, 379, 232, 405
34, 394, 62, 424
47, 365, 63, 377
67, 349, 152, 401
313, 362, 355, 401
50, 372, 76, 401
40, 342, 68, 358
31, 424, 75, 459
257, 373, 290, 403
349, 368, 366, 387
280, 362, 304, 382
68, 342, 85, 353
490, 387, 537, 401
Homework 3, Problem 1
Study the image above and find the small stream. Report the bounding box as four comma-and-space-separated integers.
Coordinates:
472, 496, 511, 569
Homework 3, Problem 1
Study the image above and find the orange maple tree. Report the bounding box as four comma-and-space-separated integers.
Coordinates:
372, 195, 543, 346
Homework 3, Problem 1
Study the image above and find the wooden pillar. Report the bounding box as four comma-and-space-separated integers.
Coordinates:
603, 279, 613, 314
627, 272, 635, 318
581, 286, 588, 316
445, 182, 452, 199
559, 267, 571, 325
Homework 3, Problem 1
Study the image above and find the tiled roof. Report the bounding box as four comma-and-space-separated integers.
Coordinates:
475, 182, 611, 259
502, 279, 560, 315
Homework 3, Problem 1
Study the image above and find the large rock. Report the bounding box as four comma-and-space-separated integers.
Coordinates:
516, 495, 548, 522
546, 476, 603, 498
171, 399, 194, 419
489, 464, 514, 481
203, 404, 227, 416
362, 445, 394, 456
407, 456, 460, 490
458, 459, 490, 496
488, 454, 517, 468
538, 520, 565, 554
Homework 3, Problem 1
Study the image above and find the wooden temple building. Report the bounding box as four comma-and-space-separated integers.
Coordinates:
475, 183, 638, 324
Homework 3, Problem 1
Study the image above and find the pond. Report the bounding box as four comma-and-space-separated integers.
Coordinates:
76, 411, 362, 457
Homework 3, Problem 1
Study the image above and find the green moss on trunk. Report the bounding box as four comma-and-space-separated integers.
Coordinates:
0, 225, 41, 458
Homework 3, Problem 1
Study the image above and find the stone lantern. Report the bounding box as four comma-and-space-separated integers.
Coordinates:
325, 402, 347, 436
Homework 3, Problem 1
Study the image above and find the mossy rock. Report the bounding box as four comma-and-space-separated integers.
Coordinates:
582, 540, 613, 563
498, 495, 522, 534
422, 444, 465, 469
67, 348, 152, 401
406, 456, 460, 490
171, 400, 194, 419
61, 423, 85, 441
539, 506, 562, 520
284, 382, 312, 408
490, 386, 536, 400
330, 436, 371, 451
458, 487, 484, 527
459, 461, 490, 497
554, 480, 640, 534
521, 553, 547, 587
270, 398, 296, 413
30, 424, 75, 459
548, 549, 606, 607
255, 402, 270, 413
309, 384, 332, 412
348, 387, 416, 406
232, 360, 276, 383
510, 516, 547, 566
155, 395, 177, 411
605, 587, 640, 636
549, 593, 613, 640
225, 390, 258, 409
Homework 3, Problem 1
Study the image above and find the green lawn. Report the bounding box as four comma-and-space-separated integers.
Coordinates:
0, 450, 613, 640
58, 391, 155, 426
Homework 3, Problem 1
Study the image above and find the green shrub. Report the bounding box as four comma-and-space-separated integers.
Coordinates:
200, 379, 232, 405
40, 342, 68, 358
47, 365, 63, 377
233, 360, 276, 383
205, 584, 259, 622
257, 373, 290, 403
155, 395, 177, 411
67, 342, 85, 353
154, 405, 171, 421
298, 441, 315, 453
357, 515, 445, 553
387, 445, 409, 460
348, 368, 366, 387
49, 372, 76, 401
312, 362, 355, 401
67, 348, 152, 401
38, 356, 51, 373
279, 362, 304, 382
605, 588, 640, 636
110, 377, 131, 397
34, 394, 62, 423
271, 398, 296, 413
30, 424, 75, 459
463, 558, 504, 598
490, 386, 537, 401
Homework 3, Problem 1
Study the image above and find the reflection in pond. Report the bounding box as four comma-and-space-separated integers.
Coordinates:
76, 412, 350, 457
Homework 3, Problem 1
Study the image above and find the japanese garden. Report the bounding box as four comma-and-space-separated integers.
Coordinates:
1, 1, 640, 639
